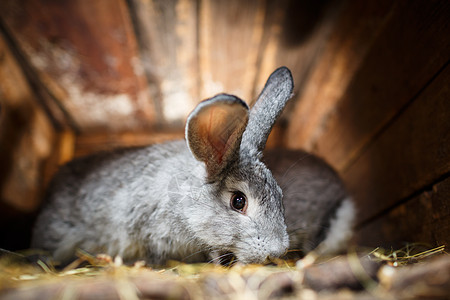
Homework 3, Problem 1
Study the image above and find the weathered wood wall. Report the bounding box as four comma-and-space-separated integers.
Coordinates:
0, 28, 57, 249
0, 0, 448, 251
284, 0, 450, 248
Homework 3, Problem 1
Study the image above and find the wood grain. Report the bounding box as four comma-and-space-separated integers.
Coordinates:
253, 0, 344, 126
285, 0, 397, 150
343, 63, 450, 224
0, 32, 56, 212
198, 0, 265, 102
355, 176, 450, 249
314, 0, 450, 171
0, 0, 155, 133
73, 130, 184, 158
128, 0, 199, 125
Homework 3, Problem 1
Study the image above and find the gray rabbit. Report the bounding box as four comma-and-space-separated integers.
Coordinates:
32, 67, 354, 266
32, 67, 294, 265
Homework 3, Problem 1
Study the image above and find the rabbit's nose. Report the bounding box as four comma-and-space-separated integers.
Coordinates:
267, 245, 289, 261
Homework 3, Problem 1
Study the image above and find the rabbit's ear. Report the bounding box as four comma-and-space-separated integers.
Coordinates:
186, 94, 249, 180
241, 67, 294, 158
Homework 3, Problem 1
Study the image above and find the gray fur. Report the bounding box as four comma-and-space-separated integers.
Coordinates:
32, 68, 293, 265
263, 149, 355, 258
241, 67, 294, 158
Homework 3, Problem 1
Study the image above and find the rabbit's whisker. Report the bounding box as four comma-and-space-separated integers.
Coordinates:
280, 153, 312, 180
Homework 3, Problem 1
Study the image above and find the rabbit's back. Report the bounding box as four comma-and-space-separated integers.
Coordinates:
264, 149, 354, 256
32, 140, 197, 264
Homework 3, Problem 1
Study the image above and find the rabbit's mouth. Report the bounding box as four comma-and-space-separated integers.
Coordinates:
217, 251, 236, 266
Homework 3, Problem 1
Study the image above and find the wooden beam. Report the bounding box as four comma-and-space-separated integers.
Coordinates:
127, 0, 199, 125
0, 32, 56, 212
286, 0, 397, 150
0, 0, 155, 133
252, 0, 344, 127
343, 63, 450, 224
198, 0, 265, 102
74, 130, 184, 158
314, 0, 450, 171
355, 176, 450, 249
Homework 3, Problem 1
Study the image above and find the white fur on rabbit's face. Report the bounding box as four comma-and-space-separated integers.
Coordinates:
178, 159, 289, 264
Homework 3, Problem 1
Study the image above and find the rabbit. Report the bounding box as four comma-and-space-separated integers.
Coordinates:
31, 67, 294, 266
264, 149, 355, 259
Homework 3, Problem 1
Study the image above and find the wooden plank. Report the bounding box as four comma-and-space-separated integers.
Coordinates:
254, 0, 343, 96
0, 17, 73, 131
128, 0, 199, 124
252, 0, 344, 126
0, 32, 56, 213
314, 0, 450, 171
199, 0, 265, 102
285, 0, 397, 150
355, 176, 450, 249
343, 63, 450, 224
73, 130, 184, 158
0, 0, 155, 133
250, 0, 288, 102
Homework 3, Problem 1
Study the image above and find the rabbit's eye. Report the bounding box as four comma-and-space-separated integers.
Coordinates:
230, 191, 247, 213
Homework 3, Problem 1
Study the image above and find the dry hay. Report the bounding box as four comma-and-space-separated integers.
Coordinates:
0, 245, 448, 299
